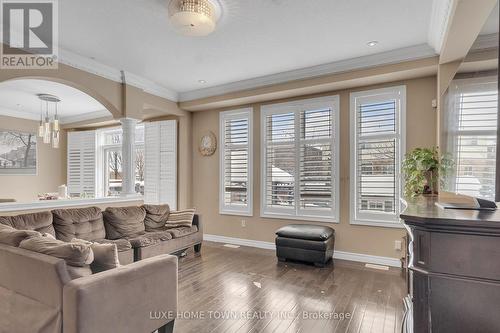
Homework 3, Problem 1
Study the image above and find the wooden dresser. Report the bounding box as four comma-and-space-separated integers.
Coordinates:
400, 198, 500, 333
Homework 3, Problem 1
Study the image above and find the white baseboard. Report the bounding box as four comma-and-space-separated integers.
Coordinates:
333, 250, 401, 268
204, 234, 276, 250
203, 233, 401, 268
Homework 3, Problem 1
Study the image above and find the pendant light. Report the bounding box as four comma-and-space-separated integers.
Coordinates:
43, 101, 51, 144
38, 100, 45, 138
52, 100, 60, 148
53, 101, 60, 131
37, 94, 61, 148
52, 130, 60, 148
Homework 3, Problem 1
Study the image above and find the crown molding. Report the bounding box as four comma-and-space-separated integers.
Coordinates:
0, 107, 40, 122
178, 43, 436, 102
58, 48, 179, 102
0, 106, 112, 125
428, 0, 455, 53
59, 109, 112, 124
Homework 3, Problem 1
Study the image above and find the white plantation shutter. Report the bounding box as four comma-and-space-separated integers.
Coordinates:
67, 131, 97, 198
219, 108, 253, 215
447, 77, 498, 199
144, 120, 177, 210
265, 112, 295, 212
350, 86, 406, 227
299, 108, 335, 215
261, 96, 339, 222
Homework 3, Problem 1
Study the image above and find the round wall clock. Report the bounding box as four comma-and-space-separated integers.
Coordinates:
199, 131, 217, 156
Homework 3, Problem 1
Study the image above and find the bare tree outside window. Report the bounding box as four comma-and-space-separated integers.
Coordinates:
136, 149, 145, 182
108, 151, 122, 179
0, 130, 37, 175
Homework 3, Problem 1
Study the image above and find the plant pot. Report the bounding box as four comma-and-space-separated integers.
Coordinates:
424, 169, 438, 195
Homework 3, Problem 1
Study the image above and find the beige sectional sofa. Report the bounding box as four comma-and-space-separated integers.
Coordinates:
0, 205, 203, 263
0, 244, 177, 333
0, 204, 203, 333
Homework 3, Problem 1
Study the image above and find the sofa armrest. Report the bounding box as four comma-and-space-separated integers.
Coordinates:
63, 254, 178, 333
193, 214, 202, 233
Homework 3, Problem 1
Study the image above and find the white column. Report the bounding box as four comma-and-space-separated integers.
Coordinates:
120, 118, 138, 196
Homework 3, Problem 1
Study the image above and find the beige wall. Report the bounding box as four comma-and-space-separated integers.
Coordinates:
0, 115, 67, 203
0, 61, 192, 208
192, 76, 437, 259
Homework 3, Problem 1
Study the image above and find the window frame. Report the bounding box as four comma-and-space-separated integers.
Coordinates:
96, 125, 145, 198
349, 85, 406, 229
260, 95, 340, 223
219, 108, 254, 216
446, 77, 497, 200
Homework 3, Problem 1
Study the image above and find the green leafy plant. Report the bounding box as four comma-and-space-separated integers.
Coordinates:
402, 147, 453, 198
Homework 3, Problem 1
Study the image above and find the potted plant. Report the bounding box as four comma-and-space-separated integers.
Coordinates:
402, 147, 453, 198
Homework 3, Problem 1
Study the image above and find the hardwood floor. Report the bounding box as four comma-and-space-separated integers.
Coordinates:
175, 241, 406, 333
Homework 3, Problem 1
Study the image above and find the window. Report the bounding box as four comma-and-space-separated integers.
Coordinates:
67, 122, 175, 202
446, 77, 498, 200
219, 108, 253, 215
144, 120, 177, 209
261, 96, 340, 222
98, 125, 145, 197
350, 86, 406, 228
67, 131, 97, 198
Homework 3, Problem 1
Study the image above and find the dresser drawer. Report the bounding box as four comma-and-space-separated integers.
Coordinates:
429, 232, 500, 280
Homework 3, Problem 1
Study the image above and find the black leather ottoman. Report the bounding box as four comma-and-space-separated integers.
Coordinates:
275, 224, 335, 267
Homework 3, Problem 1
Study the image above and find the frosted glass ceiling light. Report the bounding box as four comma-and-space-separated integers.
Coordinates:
168, 0, 222, 37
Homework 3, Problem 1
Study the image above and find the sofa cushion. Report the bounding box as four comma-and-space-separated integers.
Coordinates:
72, 238, 120, 273
19, 236, 93, 267
0, 211, 55, 237
165, 208, 195, 228
166, 225, 199, 239
0, 224, 41, 246
143, 204, 170, 231
92, 238, 132, 252
103, 206, 146, 239
52, 207, 105, 242
126, 231, 172, 248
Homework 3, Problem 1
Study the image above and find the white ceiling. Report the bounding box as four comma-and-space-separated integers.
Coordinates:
58, 0, 436, 98
0, 80, 111, 124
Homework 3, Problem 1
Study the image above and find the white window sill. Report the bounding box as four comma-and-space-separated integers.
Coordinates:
350, 219, 404, 229
0, 196, 144, 213
219, 209, 253, 217
261, 212, 339, 224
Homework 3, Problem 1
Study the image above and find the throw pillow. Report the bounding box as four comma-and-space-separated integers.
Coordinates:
102, 206, 146, 239
165, 208, 195, 228
0, 224, 41, 247
72, 238, 120, 273
19, 236, 93, 267
143, 204, 170, 231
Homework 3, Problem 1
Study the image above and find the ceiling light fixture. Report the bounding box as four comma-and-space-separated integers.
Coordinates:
367, 41, 379, 47
198, 79, 207, 84
168, 0, 222, 37
37, 94, 61, 149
